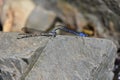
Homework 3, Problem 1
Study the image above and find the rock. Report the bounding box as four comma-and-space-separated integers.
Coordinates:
0, 32, 117, 80
1, 0, 35, 32
0, 32, 50, 80
1, 0, 120, 37
25, 36, 117, 80
0, 0, 57, 32
69, 0, 120, 32
25, 6, 57, 32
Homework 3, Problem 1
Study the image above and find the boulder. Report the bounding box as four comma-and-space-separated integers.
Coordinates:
0, 0, 57, 32
0, 32, 117, 80
0, 32, 50, 80
25, 6, 57, 32
25, 36, 117, 80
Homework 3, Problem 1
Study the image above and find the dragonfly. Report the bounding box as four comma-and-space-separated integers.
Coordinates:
17, 25, 88, 39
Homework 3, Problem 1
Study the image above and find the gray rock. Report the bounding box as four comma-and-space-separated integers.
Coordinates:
25, 36, 117, 80
25, 6, 57, 32
0, 32, 50, 80
0, 32, 117, 80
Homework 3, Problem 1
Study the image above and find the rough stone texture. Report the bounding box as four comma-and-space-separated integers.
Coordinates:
0, 32, 50, 80
0, 32, 117, 80
25, 36, 117, 80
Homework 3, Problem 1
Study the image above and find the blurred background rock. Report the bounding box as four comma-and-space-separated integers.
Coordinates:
0, 0, 120, 79
0, 0, 119, 39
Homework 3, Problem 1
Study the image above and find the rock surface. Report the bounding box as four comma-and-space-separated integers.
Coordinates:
0, 32, 50, 80
0, 32, 117, 80
25, 6, 57, 32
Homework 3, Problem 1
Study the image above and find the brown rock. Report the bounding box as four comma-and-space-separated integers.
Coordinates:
0, 0, 57, 33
